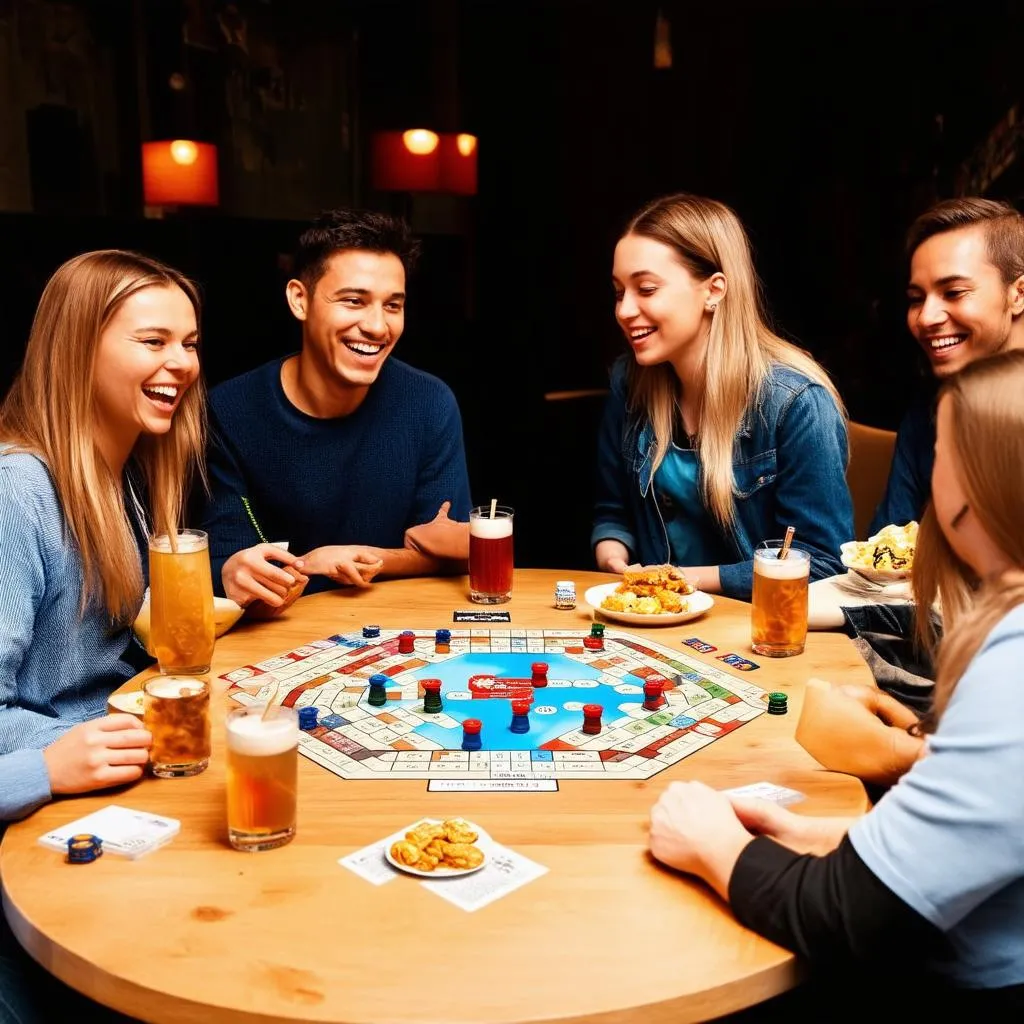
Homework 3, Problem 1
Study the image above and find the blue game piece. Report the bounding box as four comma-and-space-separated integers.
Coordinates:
509, 698, 531, 734
367, 673, 389, 707
362, 624, 380, 638
435, 628, 451, 642
298, 706, 319, 730
461, 718, 483, 751
66, 834, 103, 864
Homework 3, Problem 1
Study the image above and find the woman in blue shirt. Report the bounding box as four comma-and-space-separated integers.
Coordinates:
647, 349, 1024, 1012
593, 193, 851, 599
0, 249, 205, 1020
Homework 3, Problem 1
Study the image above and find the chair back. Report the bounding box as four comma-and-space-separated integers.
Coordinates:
847, 421, 898, 539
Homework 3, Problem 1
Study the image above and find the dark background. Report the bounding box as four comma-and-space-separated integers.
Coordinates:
2, 0, 1022, 568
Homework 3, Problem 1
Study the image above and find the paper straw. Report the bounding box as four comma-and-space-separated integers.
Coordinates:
778, 526, 796, 560
489, 498, 497, 519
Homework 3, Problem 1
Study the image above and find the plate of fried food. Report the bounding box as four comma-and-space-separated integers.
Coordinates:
385, 817, 489, 877
841, 521, 917, 583
584, 564, 713, 627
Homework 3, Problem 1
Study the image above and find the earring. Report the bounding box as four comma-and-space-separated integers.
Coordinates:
706, 303, 718, 314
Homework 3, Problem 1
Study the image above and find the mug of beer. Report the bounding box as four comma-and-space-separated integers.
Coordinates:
226, 705, 299, 852
148, 529, 216, 675
468, 504, 514, 604
751, 540, 810, 657
143, 676, 211, 778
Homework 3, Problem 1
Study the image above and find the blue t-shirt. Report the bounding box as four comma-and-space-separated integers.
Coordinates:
869, 394, 935, 536
849, 603, 1024, 988
653, 445, 732, 568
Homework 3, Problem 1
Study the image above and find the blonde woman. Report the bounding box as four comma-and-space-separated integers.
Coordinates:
593, 193, 851, 599
647, 349, 1024, 1010
0, 249, 205, 806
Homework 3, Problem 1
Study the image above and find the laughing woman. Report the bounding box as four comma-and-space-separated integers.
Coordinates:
0, 249, 205, 1019
592, 193, 851, 599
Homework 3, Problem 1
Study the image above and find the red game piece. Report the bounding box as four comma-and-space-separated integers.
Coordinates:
510, 699, 531, 734
583, 635, 604, 651
643, 676, 667, 711
462, 717, 483, 751
531, 662, 549, 688
422, 678, 442, 713
582, 703, 603, 734
398, 630, 416, 654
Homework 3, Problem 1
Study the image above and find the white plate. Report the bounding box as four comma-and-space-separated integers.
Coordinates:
840, 542, 911, 583
384, 818, 489, 878
108, 690, 145, 716
583, 583, 714, 627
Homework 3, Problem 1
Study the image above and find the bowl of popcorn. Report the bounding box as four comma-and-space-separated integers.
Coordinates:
841, 521, 917, 583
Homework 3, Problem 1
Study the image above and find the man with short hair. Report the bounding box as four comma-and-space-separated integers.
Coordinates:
870, 197, 1024, 534
201, 208, 472, 608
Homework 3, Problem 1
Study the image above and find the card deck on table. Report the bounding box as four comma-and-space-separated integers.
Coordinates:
716, 652, 760, 671
682, 637, 717, 653
453, 610, 511, 622
722, 781, 806, 806
38, 805, 181, 859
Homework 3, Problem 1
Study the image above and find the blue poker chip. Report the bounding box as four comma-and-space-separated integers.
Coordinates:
362, 624, 381, 638
66, 834, 103, 863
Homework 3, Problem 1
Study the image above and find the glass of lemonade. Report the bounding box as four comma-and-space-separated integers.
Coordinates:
149, 529, 215, 675
143, 676, 211, 778
751, 541, 810, 658
468, 505, 514, 604
226, 705, 299, 852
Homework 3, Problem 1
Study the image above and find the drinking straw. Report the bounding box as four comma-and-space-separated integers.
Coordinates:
489, 498, 497, 519
778, 526, 796, 560
261, 680, 281, 720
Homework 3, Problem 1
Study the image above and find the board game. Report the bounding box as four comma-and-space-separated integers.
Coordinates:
221, 627, 771, 782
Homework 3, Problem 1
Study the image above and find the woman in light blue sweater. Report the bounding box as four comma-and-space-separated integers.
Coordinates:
0, 250, 206, 1021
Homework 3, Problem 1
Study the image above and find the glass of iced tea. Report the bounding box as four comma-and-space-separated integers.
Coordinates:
143, 676, 211, 778
468, 505, 514, 604
225, 705, 299, 852
751, 541, 810, 658
149, 529, 215, 675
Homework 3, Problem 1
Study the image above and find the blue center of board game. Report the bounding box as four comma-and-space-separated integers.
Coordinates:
364, 653, 633, 750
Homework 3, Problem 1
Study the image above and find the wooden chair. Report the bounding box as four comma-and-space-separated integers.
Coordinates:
847, 421, 898, 539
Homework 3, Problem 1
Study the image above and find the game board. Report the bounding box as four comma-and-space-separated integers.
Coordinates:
221, 628, 771, 782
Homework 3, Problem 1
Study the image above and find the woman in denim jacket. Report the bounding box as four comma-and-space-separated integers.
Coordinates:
593, 193, 851, 600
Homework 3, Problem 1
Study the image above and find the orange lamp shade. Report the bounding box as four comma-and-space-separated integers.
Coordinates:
371, 130, 441, 191
440, 133, 478, 195
142, 140, 219, 207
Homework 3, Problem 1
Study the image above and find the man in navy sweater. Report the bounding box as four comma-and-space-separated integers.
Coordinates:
200, 209, 472, 608
870, 197, 1024, 535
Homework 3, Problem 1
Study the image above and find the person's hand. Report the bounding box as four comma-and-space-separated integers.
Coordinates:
648, 781, 754, 896
728, 797, 852, 856
595, 540, 631, 575
222, 544, 308, 608
43, 715, 152, 795
301, 546, 385, 588
795, 678, 926, 786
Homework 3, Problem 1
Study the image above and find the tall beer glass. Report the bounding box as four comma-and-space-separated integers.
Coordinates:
226, 705, 299, 851
149, 529, 215, 675
751, 541, 810, 657
469, 505, 514, 603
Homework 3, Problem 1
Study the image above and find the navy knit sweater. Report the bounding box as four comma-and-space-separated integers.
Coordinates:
200, 356, 472, 595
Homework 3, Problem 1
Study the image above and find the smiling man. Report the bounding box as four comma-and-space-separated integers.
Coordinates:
870, 198, 1024, 535
200, 209, 472, 607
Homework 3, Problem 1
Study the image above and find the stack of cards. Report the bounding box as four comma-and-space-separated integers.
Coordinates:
38, 805, 181, 860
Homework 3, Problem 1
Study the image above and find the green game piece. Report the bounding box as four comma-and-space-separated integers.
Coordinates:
590, 622, 605, 637
768, 691, 787, 702
367, 673, 389, 708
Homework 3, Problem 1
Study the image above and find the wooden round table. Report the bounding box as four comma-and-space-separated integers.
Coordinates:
2, 570, 870, 1024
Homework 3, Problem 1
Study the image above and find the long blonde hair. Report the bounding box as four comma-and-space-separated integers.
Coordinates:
623, 193, 845, 528
0, 250, 207, 621
913, 349, 1024, 728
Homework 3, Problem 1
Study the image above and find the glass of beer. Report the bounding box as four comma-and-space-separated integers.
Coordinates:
469, 505, 514, 603
751, 541, 810, 657
226, 705, 299, 852
149, 529, 215, 675
143, 676, 211, 778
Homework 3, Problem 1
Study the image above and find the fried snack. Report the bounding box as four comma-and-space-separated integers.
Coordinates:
438, 842, 485, 870
390, 840, 424, 867
442, 818, 479, 844
405, 822, 446, 848
846, 522, 918, 572
601, 564, 695, 614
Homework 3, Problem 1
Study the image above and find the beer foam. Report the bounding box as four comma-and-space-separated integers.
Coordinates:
226, 712, 297, 756
470, 516, 513, 539
145, 676, 206, 698
150, 531, 208, 554
754, 552, 810, 580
